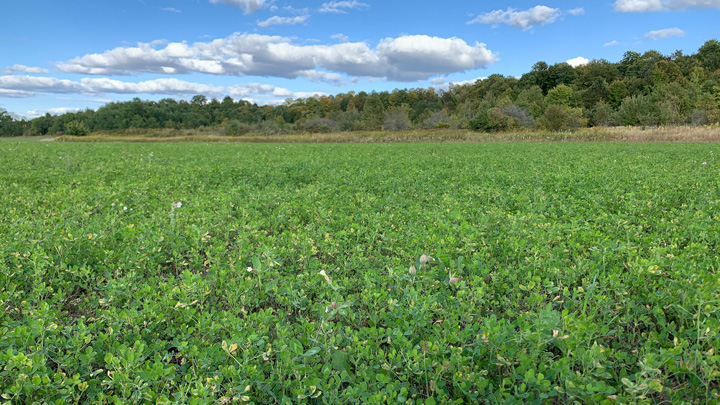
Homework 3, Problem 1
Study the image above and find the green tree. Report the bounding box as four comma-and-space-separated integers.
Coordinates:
538, 105, 585, 131
608, 81, 629, 109
191, 95, 207, 106
469, 101, 509, 132
696, 39, 720, 73
64, 120, 90, 136
538, 104, 568, 131
516, 86, 546, 118
0, 109, 24, 136
653, 82, 692, 125
361, 93, 385, 130
618, 95, 658, 126
30, 113, 52, 136
225, 120, 250, 136
545, 84, 577, 107
577, 59, 620, 87
582, 77, 611, 109
589, 102, 615, 127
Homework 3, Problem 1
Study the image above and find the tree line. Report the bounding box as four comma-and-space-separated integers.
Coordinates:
1, 39, 719, 137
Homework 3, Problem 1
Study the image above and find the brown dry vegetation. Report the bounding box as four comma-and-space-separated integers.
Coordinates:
53, 124, 720, 143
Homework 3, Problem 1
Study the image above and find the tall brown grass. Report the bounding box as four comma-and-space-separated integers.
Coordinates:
55, 124, 720, 143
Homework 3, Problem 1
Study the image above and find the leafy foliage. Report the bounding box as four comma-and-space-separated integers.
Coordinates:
1, 142, 719, 402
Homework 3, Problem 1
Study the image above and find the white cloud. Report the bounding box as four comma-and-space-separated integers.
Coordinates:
55, 97, 113, 103
566, 56, 589, 67
468, 6, 561, 31
614, 0, 720, 11
79, 77, 219, 95
0, 75, 324, 105
319, 1, 369, 13
209, 0, 264, 14
283, 6, 309, 14
258, 15, 309, 27
299, 70, 345, 85
2, 64, 50, 75
0, 88, 35, 98
429, 76, 486, 91
645, 27, 686, 39
614, 0, 664, 11
54, 33, 499, 82
453, 77, 486, 86
604, 40, 620, 47
24, 107, 82, 118
160, 7, 181, 13
567, 7, 585, 15
331, 33, 349, 42
376, 35, 499, 81
0, 75, 82, 94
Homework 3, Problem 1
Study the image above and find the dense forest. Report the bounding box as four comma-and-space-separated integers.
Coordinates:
1, 39, 719, 137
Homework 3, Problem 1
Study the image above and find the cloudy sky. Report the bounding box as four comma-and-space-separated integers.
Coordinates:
1, 0, 718, 118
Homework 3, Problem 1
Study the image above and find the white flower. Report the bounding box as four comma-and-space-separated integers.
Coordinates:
172, 201, 182, 209
123, 206, 127, 211
247, 266, 254, 272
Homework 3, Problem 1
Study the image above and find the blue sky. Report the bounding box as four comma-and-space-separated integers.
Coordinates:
1, 0, 718, 118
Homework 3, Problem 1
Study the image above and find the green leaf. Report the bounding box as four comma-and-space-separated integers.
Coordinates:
331, 350, 349, 372
302, 347, 321, 357
289, 339, 303, 356
252, 256, 262, 271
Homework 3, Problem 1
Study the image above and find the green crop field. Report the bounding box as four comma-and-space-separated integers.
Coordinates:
1, 141, 719, 403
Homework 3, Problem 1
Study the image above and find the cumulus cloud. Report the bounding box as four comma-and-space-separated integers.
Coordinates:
604, 40, 620, 47
468, 6, 562, 30
645, 27, 686, 39
377, 35, 499, 81
209, 0, 265, 14
614, 0, 720, 12
54, 33, 499, 82
2, 64, 50, 75
258, 15, 309, 27
567, 7, 585, 15
319, 1, 369, 13
0, 75, 324, 104
566, 56, 589, 67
